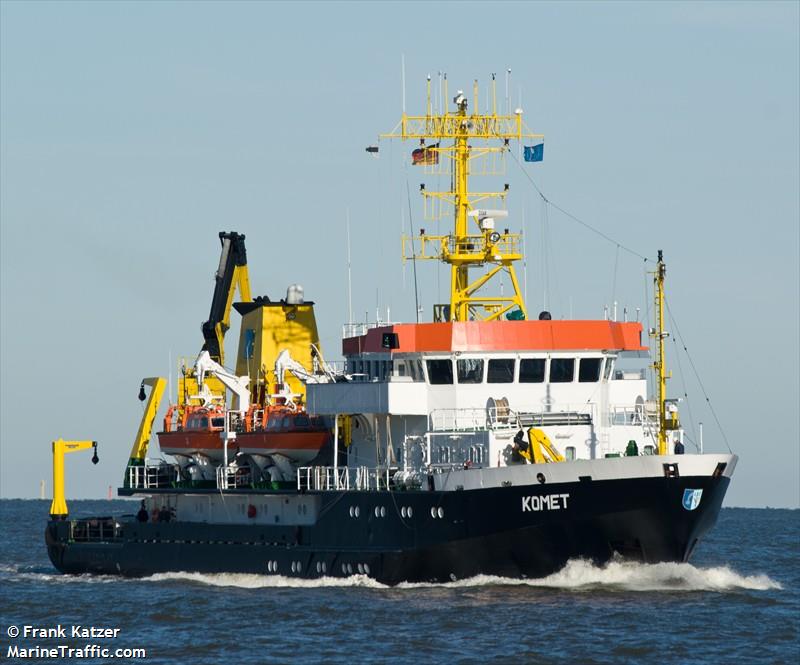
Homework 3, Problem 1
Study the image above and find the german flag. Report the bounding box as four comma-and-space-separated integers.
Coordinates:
412, 143, 439, 165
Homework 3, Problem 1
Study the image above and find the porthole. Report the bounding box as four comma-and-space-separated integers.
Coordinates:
347, 563, 353, 574
401, 507, 407, 518
354, 506, 360, 518
316, 562, 322, 573
431, 507, 437, 518
357, 563, 364, 574
374, 506, 380, 518
291, 562, 296, 573
349, 506, 355, 517
407, 507, 413, 518
341, 563, 347, 574
437, 507, 444, 519
321, 562, 327, 574
364, 563, 370, 575
380, 506, 386, 518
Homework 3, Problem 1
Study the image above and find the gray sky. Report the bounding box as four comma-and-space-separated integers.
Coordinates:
1, 1, 798, 507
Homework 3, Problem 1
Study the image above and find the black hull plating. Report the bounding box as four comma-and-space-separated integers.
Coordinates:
46, 474, 730, 584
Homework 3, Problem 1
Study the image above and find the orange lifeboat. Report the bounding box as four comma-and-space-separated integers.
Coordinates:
157, 403, 330, 464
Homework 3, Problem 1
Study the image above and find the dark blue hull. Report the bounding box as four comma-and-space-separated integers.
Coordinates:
46, 474, 730, 584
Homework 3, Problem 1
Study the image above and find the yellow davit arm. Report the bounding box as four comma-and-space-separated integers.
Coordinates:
128, 377, 167, 466
523, 427, 565, 464
50, 439, 98, 518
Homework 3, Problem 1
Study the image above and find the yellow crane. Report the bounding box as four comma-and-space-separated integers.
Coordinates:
201, 231, 252, 366
49, 439, 98, 519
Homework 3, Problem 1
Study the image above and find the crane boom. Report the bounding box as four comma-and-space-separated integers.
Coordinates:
201, 231, 252, 365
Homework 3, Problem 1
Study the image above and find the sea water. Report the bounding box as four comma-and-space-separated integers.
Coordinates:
0, 500, 797, 664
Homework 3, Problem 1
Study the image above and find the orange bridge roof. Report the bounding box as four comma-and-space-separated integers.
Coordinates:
343, 320, 647, 355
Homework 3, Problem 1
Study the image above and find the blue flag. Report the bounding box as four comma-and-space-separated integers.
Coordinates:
524, 144, 544, 162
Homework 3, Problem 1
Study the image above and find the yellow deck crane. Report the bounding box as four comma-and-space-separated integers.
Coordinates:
122, 376, 167, 486
49, 439, 98, 519
201, 231, 252, 366
179, 231, 253, 411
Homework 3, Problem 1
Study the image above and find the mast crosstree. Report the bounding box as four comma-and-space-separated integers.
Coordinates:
382, 78, 543, 322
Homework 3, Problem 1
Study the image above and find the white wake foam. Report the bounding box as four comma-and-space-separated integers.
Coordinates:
146, 571, 386, 589
516, 558, 782, 592
142, 559, 782, 592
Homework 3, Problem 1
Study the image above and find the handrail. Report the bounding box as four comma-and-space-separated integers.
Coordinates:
297, 466, 393, 492
127, 463, 179, 490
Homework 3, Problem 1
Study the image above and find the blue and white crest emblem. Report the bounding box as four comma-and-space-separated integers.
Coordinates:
682, 489, 703, 511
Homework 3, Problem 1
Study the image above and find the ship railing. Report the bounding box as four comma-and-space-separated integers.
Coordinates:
296, 466, 351, 491
608, 405, 658, 427
342, 321, 400, 339
127, 462, 179, 490
297, 466, 393, 492
430, 407, 519, 432
70, 517, 123, 543
216, 465, 253, 490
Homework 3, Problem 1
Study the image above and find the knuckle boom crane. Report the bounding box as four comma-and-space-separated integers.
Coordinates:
201, 231, 252, 366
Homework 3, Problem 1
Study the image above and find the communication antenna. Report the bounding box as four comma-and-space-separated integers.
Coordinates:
522, 205, 527, 306
405, 179, 421, 323
401, 54, 406, 114
168, 349, 173, 406
505, 68, 511, 115
346, 208, 353, 324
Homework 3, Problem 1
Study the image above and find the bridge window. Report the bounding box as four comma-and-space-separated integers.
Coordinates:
407, 359, 425, 382
519, 358, 545, 383
550, 358, 575, 383
426, 359, 453, 385
487, 358, 515, 383
457, 358, 484, 384
579, 358, 602, 383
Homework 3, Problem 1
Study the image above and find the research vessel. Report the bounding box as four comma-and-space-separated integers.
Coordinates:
46, 79, 736, 583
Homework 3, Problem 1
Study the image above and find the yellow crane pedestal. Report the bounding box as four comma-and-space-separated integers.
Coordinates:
49, 439, 98, 519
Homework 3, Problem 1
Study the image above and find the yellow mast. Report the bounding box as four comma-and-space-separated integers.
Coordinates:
653, 249, 669, 455
382, 79, 543, 322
